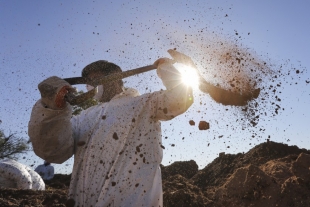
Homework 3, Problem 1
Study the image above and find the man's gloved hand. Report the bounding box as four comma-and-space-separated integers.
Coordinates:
38, 76, 76, 109
153, 58, 176, 69
153, 58, 182, 90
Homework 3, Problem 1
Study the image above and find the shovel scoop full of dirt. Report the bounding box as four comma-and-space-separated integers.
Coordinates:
199, 81, 260, 106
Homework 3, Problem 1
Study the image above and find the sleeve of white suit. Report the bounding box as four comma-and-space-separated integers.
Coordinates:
151, 61, 194, 121
28, 100, 75, 164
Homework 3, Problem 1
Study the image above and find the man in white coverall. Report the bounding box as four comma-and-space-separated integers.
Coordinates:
0, 159, 45, 190
28, 58, 193, 206
35, 161, 55, 181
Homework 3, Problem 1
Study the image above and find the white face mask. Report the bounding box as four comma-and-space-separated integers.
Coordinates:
86, 84, 104, 101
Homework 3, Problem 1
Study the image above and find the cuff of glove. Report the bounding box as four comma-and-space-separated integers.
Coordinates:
157, 65, 182, 90
41, 86, 71, 110
55, 86, 71, 108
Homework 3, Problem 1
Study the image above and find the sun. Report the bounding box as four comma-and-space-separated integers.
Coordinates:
176, 63, 200, 89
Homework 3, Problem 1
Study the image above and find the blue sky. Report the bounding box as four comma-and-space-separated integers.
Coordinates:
1, 0, 309, 174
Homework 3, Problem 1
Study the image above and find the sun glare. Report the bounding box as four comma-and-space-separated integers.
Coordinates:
176, 64, 200, 89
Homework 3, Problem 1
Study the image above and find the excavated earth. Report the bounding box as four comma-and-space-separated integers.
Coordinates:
1, 141, 310, 207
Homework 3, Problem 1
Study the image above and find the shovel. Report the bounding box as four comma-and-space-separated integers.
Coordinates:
64, 49, 260, 106
64, 64, 157, 105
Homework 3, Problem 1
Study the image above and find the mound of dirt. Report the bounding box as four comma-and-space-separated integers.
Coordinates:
1, 141, 310, 207
161, 160, 199, 180
44, 174, 71, 190
0, 188, 68, 207
163, 141, 310, 207
190, 141, 309, 190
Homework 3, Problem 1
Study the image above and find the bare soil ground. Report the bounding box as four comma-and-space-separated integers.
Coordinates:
1, 141, 309, 207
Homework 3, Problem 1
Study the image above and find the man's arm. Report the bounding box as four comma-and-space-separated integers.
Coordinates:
28, 100, 74, 164
151, 58, 194, 121
28, 76, 75, 164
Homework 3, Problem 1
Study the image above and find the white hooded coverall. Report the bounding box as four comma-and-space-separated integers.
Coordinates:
28, 62, 193, 206
35, 162, 55, 180
0, 159, 45, 190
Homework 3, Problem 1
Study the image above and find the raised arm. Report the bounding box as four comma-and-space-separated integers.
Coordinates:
28, 76, 76, 164
151, 58, 194, 121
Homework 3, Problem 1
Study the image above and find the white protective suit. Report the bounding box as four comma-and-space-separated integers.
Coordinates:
0, 159, 45, 190
35, 162, 55, 180
28, 61, 193, 206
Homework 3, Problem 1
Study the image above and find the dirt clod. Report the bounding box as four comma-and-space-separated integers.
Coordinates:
77, 141, 85, 146
198, 121, 210, 130
189, 120, 195, 126
112, 132, 118, 140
